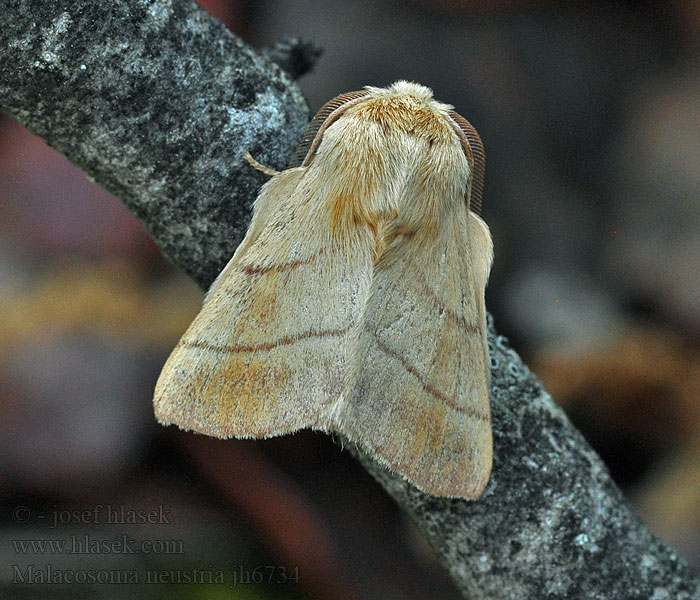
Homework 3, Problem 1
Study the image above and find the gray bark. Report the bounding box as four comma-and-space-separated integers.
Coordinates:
0, 0, 310, 288
1, 1, 698, 598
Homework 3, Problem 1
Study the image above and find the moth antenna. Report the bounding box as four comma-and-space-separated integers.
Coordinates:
243, 152, 280, 177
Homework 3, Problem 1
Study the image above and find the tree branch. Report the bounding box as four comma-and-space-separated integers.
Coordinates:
261, 37, 323, 80
2, 1, 698, 598
0, 0, 310, 288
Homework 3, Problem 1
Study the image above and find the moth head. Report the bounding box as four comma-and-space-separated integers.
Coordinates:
289, 83, 486, 216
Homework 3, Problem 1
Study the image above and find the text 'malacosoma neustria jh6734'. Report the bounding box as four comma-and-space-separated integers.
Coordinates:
154, 81, 493, 499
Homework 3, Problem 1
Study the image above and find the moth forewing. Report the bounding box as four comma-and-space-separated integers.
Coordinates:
153, 80, 493, 499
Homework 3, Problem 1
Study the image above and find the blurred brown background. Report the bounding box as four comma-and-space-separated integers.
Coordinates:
1, 1, 699, 598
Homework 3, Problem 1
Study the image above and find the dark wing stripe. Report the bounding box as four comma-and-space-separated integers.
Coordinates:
414, 272, 480, 336
178, 325, 351, 354
369, 331, 489, 421
239, 247, 326, 275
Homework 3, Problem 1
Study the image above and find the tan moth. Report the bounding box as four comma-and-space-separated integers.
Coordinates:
154, 81, 493, 499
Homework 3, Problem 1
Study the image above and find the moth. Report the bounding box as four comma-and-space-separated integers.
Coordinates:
154, 81, 493, 499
